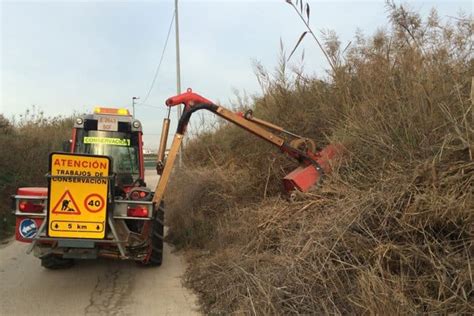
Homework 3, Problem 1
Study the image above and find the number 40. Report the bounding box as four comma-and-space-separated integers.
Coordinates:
88, 200, 101, 207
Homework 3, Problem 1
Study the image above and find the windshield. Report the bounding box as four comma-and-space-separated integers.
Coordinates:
74, 130, 140, 185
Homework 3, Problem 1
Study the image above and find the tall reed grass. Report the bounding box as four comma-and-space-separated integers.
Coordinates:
166, 4, 473, 314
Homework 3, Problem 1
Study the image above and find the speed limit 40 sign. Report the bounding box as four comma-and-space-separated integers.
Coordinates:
84, 194, 105, 213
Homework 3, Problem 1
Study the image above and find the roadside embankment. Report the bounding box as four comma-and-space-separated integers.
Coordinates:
166, 6, 473, 314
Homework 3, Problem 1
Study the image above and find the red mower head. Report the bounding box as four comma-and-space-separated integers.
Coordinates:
283, 143, 343, 193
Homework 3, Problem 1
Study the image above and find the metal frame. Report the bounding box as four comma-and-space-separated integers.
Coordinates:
24, 215, 128, 258
13, 196, 152, 220
14, 190, 153, 259
107, 213, 127, 258
152, 133, 184, 206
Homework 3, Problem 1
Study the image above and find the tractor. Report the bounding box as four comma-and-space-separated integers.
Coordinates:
12, 90, 340, 269
13, 107, 163, 268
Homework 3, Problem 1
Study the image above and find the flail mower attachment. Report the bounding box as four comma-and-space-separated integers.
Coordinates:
153, 88, 342, 207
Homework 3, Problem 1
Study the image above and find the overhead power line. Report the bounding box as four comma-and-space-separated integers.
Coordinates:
140, 10, 176, 105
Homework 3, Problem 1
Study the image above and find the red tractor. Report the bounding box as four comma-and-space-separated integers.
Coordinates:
12, 90, 340, 269
13, 107, 163, 269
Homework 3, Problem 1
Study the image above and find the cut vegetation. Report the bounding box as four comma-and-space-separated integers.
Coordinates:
166, 4, 473, 314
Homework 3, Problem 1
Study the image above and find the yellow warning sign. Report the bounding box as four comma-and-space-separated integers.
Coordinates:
48, 153, 110, 239
51, 190, 81, 215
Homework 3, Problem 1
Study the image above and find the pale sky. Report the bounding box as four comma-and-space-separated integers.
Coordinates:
1, 0, 471, 149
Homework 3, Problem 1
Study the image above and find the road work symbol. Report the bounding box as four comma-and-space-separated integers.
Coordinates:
61, 199, 70, 210
52, 190, 81, 215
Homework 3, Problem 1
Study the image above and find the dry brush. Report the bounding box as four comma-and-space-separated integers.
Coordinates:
166, 5, 473, 314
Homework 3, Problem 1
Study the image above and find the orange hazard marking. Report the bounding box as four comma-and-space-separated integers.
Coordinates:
51, 190, 81, 215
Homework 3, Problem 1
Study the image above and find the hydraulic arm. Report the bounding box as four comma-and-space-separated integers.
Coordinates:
152, 88, 340, 207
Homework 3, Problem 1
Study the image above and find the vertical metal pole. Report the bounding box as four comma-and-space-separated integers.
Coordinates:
132, 98, 135, 118
175, 0, 182, 97
132, 97, 140, 119
175, 0, 183, 167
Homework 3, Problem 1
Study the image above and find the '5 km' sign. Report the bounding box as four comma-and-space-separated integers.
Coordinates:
48, 153, 110, 239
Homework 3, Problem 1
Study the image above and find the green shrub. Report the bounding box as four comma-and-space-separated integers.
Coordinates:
0, 109, 73, 239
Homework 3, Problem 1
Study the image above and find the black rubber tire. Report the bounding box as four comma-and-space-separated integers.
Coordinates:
41, 254, 74, 270
144, 202, 164, 266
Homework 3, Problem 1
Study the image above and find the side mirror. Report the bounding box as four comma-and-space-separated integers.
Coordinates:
62, 140, 72, 152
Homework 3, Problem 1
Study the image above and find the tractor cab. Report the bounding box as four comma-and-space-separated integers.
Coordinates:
71, 107, 145, 193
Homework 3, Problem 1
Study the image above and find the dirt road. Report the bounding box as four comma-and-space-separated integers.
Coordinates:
0, 171, 200, 316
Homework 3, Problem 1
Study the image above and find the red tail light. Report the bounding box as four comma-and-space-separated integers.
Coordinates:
19, 200, 45, 213
130, 191, 140, 200
130, 190, 150, 200
127, 206, 149, 217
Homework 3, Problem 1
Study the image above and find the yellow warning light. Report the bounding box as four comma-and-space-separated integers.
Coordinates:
93, 107, 130, 116
117, 108, 129, 115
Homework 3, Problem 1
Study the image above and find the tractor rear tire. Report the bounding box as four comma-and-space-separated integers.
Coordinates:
143, 202, 164, 266
41, 254, 74, 269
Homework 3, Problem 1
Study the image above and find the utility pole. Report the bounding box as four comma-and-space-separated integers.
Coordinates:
175, 0, 183, 166
132, 97, 140, 118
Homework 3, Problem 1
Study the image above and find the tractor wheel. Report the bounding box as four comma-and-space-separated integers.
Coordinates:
142, 202, 164, 266
41, 254, 74, 269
